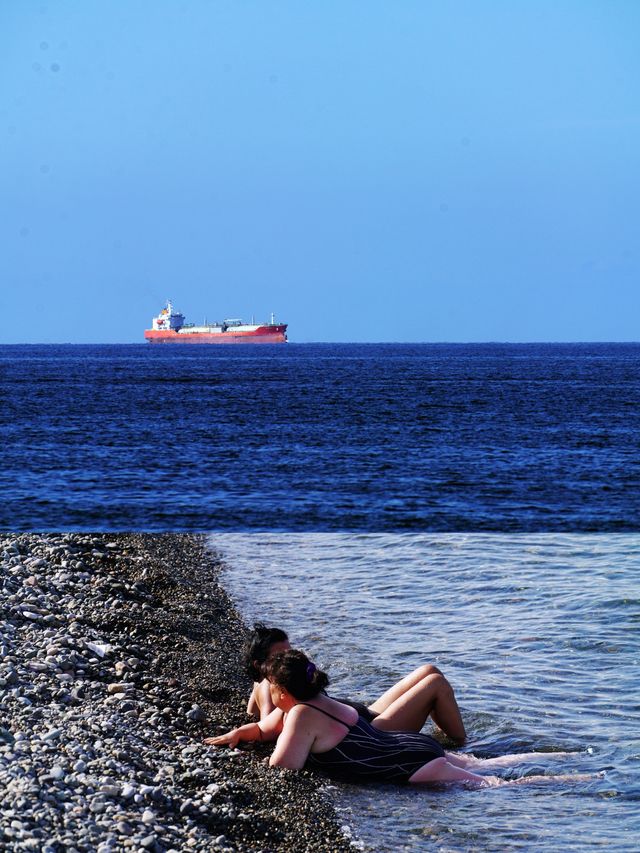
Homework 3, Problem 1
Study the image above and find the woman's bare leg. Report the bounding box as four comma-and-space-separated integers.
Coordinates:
409, 756, 493, 785
368, 665, 443, 714
446, 750, 576, 770
409, 757, 597, 787
503, 772, 597, 785
372, 673, 466, 742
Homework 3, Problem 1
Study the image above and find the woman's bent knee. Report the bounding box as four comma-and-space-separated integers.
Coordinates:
415, 664, 442, 680
408, 757, 448, 783
420, 672, 451, 694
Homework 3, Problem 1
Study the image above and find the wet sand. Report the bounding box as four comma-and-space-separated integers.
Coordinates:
0, 533, 354, 852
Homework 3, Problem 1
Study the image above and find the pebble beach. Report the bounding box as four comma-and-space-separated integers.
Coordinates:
0, 533, 354, 852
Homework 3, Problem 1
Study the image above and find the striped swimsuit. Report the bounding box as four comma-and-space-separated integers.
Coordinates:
301, 703, 445, 783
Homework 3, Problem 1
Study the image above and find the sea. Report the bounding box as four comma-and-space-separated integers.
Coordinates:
1, 342, 639, 850
213, 532, 640, 851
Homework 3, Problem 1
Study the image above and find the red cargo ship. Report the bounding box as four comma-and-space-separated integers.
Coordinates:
144, 301, 288, 344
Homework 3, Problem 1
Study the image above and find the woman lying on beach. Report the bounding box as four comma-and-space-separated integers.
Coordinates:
244, 623, 466, 743
205, 650, 588, 787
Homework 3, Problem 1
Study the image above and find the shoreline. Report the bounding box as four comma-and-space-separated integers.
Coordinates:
0, 533, 355, 852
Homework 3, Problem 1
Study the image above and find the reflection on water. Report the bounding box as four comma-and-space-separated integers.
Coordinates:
211, 533, 640, 851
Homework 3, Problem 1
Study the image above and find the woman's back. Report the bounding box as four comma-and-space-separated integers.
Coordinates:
284, 695, 358, 754
301, 706, 445, 782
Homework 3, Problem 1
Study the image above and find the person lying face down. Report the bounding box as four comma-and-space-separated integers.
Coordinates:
207, 650, 590, 787
244, 623, 466, 743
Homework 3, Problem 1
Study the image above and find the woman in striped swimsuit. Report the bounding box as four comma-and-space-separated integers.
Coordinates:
205, 650, 585, 786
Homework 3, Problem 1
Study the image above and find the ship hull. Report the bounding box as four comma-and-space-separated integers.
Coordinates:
144, 326, 287, 344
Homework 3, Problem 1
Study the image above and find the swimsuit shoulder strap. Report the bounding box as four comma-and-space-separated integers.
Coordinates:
298, 702, 352, 727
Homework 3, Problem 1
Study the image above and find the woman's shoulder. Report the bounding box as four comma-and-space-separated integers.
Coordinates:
286, 702, 315, 720
324, 696, 359, 724
292, 697, 358, 727
284, 701, 325, 727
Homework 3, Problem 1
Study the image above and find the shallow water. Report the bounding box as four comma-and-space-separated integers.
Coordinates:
211, 533, 640, 851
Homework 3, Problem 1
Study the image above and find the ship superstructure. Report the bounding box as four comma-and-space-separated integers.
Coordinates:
144, 301, 288, 344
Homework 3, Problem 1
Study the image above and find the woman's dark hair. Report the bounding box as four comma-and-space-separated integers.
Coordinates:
264, 649, 329, 701
244, 623, 289, 681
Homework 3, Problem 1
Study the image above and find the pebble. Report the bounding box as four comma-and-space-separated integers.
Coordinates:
41, 729, 61, 741
187, 704, 206, 723
101, 784, 121, 797
107, 683, 132, 694
85, 642, 113, 659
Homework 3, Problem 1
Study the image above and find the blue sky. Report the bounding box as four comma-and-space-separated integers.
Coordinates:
1, 1, 638, 342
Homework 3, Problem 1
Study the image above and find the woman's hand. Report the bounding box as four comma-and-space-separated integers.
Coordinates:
203, 728, 241, 748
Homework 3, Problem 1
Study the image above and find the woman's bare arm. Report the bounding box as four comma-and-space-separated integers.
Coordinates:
204, 707, 285, 747
256, 678, 277, 718
247, 683, 260, 717
269, 707, 316, 770
247, 679, 277, 719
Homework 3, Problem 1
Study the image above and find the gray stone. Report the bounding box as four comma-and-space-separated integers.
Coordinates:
42, 728, 61, 741
186, 704, 206, 723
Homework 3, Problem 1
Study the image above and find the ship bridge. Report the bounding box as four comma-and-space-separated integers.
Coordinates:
152, 300, 184, 331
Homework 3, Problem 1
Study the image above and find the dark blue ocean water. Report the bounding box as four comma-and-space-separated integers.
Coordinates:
1, 343, 639, 531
